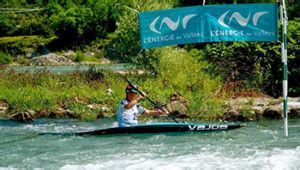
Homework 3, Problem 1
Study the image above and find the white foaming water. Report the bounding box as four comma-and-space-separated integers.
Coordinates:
60, 147, 300, 170
1, 119, 300, 169
112, 121, 118, 127
0, 168, 18, 170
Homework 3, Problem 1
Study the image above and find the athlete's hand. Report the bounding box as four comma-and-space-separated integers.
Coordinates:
140, 91, 147, 97
156, 109, 168, 115
137, 91, 146, 101
137, 94, 145, 101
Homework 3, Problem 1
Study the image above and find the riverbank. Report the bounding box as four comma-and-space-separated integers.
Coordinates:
1, 49, 112, 66
1, 96, 300, 122
1, 69, 299, 122
0, 63, 142, 74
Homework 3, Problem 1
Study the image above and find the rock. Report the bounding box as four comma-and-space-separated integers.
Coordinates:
36, 110, 50, 118
289, 109, 300, 118
63, 50, 76, 58
27, 110, 36, 116
100, 58, 111, 64
263, 108, 282, 119
97, 112, 108, 119
9, 111, 34, 123
166, 92, 189, 118
26, 52, 32, 58
0, 101, 8, 115
167, 101, 188, 114
115, 70, 147, 75
251, 106, 265, 120
0, 107, 7, 114
226, 97, 300, 120
85, 51, 95, 57
8, 62, 20, 66
223, 109, 248, 121
49, 108, 70, 118
0, 100, 8, 108
253, 106, 264, 115
64, 109, 78, 119
251, 109, 263, 121
36, 109, 78, 119
31, 53, 76, 66
169, 92, 187, 103
48, 111, 59, 118
88, 104, 111, 119
87, 104, 109, 112
168, 111, 189, 119
289, 97, 300, 102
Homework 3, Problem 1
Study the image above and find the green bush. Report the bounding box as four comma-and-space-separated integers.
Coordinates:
73, 51, 85, 62
16, 56, 30, 65
71, 51, 99, 62
0, 52, 13, 65
0, 14, 16, 36
193, 18, 300, 97
286, 18, 300, 96
0, 10, 49, 36
0, 36, 57, 56
48, 0, 125, 46
106, 0, 177, 63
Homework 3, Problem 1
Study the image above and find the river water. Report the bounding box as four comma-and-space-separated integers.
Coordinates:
0, 118, 299, 169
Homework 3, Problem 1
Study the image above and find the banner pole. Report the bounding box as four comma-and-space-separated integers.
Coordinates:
280, 0, 288, 137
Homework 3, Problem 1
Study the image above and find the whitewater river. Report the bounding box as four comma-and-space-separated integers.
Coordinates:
0, 118, 299, 169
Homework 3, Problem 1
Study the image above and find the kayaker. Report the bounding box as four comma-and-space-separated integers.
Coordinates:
116, 84, 167, 127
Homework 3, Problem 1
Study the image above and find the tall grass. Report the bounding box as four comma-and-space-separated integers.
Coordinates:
0, 47, 228, 120
0, 69, 127, 120
144, 47, 225, 120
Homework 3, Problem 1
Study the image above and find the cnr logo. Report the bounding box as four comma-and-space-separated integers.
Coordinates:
218, 10, 269, 28
149, 14, 198, 34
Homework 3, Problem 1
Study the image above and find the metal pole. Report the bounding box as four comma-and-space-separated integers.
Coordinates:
280, 0, 288, 137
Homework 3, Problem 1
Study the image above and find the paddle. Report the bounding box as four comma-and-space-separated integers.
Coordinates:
125, 78, 179, 123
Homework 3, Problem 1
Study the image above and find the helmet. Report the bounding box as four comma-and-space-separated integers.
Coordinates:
125, 84, 139, 94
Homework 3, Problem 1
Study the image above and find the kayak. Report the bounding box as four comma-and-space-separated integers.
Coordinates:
39, 122, 244, 136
